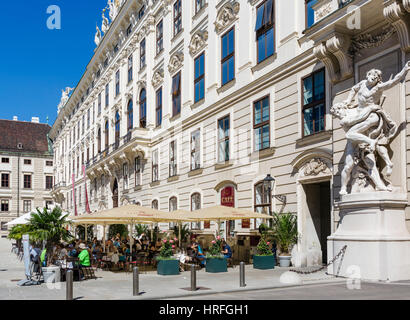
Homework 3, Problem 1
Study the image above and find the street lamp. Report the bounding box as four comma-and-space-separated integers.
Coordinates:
263, 174, 287, 204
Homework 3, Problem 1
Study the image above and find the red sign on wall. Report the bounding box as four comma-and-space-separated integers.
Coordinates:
221, 186, 235, 207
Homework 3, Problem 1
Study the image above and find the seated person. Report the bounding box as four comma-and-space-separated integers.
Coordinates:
221, 240, 232, 259
78, 243, 91, 267
193, 242, 205, 267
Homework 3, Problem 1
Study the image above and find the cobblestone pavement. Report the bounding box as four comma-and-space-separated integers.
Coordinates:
0, 238, 346, 300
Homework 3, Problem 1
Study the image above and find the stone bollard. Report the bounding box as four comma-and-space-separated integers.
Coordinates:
66, 270, 73, 300
240, 262, 246, 287
190, 264, 197, 291
133, 267, 139, 296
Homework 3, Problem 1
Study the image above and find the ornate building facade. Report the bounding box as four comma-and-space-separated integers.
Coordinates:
50, 0, 410, 264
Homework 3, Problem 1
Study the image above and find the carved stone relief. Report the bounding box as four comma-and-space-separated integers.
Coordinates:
214, 1, 240, 34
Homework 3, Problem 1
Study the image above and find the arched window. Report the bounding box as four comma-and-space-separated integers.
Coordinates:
115, 112, 120, 147
191, 193, 201, 230
140, 89, 147, 128
104, 120, 109, 150
127, 100, 133, 132
152, 199, 158, 210
97, 128, 101, 153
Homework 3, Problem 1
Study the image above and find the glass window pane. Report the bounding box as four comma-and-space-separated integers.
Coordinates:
218, 142, 225, 162
258, 34, 265, 63
304, 108, 313, 136
224, 117, 230, 137
255, 4, 265, 31
222, 61, 228, 85
314, 70, 325, 101
262, 98, 269, 122
314, 103, 325, 133
222, 35, 228, 59
255, 128, 262, 151
228, 57, 234, 82
225, 140, 230, 161
262, 125, 270, 149
255, 102, 261, 125
199, 79, 204, 100
228, 29, 234, 55
266, 27, 274, 57
303, 77, 313, 105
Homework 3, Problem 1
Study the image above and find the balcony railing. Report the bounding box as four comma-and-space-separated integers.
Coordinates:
53, 182, 66, 190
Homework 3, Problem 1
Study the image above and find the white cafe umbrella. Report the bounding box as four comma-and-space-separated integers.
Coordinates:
5, 213, 33, 227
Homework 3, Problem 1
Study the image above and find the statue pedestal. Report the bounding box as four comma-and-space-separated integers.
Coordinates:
327, 192, 410, 281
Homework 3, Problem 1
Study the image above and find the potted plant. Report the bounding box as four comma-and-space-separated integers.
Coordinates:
253, 237, 276, 270
206, 236, 227, 273
156, 238, 179, 276
28, 207, 73, 282
271, 212, 299, 267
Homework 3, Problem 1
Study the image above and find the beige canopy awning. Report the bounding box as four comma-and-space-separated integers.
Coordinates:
71, 205, 190, 224
172, 205, 272, 221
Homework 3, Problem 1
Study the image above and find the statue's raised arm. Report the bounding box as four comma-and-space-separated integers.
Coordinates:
379, 61, 410, 91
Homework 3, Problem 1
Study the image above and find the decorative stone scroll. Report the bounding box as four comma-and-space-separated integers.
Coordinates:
383, 0, 410, 52
152, 68, 164, 88
189, 30, 208, 57
214, 1, 240, 34
168, 51, 184, 74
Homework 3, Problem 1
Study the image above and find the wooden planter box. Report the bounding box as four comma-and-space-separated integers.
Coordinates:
206, 258, 228, 273
253, 255, 276, 270
157, 259, 180, 276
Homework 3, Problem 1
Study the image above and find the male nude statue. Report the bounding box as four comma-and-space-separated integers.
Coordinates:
331, 61, 410, 195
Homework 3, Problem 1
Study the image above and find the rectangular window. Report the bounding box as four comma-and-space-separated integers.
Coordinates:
1, 174, 9, 188
302, 69, 325, 136
173, 0, 182, 36
24, 175, 31, 189
46, 176, 53, 190
24, 159, 32, 165
196, 0, 206, 13
123, 163, 129, 190
152, 150, 159, 182
255, 0, 275, 63
115, 70, 120, 96
191, 130, 201, 171
169, 141, 177, 177
156, 88, 162, 127
105, 84, 110, 108
156, 20, 163, 55
126, 24, 132, 37
194, 52, 205, 103
140, 39, 146, 69
1, 200, 9, 212
87, 109, 90, 129
1, 222, 8, 231
138, 5, 145, 19
98, 93, 102, 114
221, 28, 235, 86
172, 72, 181, 117
1, 158, 9, 163
128, 55, 133, 83
23, 200, 31, 213
218, 116, 230, 163
254, 96, 270, 151
46, 161, 53, 167
135, 157, 142, 187
306, 0, 317, 28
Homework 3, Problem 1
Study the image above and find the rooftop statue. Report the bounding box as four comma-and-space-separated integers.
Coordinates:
102, 9, 110, 34
107, 0, 124, 22
57, 87, 73, 113
331, 61, 410, 195
95, 25, 102, 46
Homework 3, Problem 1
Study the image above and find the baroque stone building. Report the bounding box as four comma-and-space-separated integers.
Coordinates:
50, 0, 410, 264
0, 118, 54, 238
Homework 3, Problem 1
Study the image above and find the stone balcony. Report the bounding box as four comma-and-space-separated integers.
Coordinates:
85, 127, 150, 181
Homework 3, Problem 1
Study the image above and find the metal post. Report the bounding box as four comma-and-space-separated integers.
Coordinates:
190, 264, 197, 291
66, 270, 73, 300
133, 267, 139, 296
240, 262, 246, 287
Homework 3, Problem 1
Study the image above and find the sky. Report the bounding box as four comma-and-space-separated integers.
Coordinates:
0, 0, 107, 125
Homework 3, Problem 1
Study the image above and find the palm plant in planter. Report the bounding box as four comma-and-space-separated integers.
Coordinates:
206, 235, 227, 273
253, 237, 275, 270
28, 207, 73, 266
156, 238, 179, 275
271, 212, 299, 267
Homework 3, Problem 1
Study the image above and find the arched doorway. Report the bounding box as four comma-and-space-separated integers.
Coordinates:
112, 179, 119, 208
